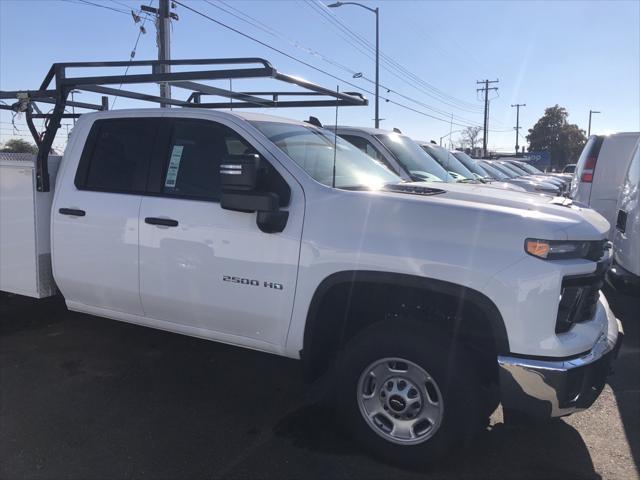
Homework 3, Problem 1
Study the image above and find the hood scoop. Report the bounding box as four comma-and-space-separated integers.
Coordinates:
384, 184, 446, 196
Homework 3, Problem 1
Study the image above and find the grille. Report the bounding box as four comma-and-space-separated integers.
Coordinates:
556, 273, 604, 333
585, 240, 609, 262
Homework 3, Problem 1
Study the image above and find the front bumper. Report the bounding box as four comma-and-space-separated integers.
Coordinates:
497, 297, 622, 418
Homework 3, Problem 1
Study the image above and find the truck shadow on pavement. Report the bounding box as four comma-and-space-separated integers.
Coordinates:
273, 403, 601, 479
604, 286, 640, 474
0, 292, 626, 479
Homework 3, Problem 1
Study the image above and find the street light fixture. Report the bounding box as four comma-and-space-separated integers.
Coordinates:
588, 110, 601, 137
328, 1, 380, 129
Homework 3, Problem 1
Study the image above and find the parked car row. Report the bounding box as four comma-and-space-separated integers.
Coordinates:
319, 121, 638, 294
322, 124, 568, 197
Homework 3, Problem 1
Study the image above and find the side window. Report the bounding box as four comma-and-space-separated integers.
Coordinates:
75, 118, 157, 193
161, 119, 291, 205
339, 134, 385, 163
162, 120, 256, 200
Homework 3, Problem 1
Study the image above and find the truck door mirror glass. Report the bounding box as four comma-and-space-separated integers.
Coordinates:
220, 154, 289, 233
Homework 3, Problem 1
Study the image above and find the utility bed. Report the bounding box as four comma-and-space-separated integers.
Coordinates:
0, 153, 60, 298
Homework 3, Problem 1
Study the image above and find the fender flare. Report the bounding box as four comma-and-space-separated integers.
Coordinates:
302, 271, 510, 371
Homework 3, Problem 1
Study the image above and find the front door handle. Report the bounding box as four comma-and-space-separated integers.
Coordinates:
59, 208, 86, 217
145, 217, 179, 227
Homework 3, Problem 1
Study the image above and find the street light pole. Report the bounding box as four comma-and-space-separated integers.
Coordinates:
588, 110, 600, 137
328, 1, 380, 128
440, 130, 462, 147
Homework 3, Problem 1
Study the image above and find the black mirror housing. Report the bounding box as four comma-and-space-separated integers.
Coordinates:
220, 154, 260, 191
219, 153, 289, 233
220, 191, 278, 213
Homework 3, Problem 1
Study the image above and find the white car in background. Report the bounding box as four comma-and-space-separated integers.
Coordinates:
416, 142, 527, 193
609, 141, 640, 293
478, 160, 561, 195
571, 132, 640, 237
494, 160, 569, 194
329, 126, 455, 182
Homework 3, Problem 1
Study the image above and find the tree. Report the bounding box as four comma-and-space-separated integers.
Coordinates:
0, 138, 39, 154
526, 105, 586, 170
459, 126, 482, 150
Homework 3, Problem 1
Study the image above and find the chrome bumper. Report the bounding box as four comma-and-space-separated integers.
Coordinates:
497, 299, 622, 418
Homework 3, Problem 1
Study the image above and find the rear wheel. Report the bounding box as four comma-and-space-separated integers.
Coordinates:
333, 320, 486, 465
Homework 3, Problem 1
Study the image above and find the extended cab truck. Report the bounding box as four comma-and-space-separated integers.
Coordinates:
0, 109, 622, 465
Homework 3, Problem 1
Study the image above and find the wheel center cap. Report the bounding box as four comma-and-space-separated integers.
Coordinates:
389, 395, 406, 412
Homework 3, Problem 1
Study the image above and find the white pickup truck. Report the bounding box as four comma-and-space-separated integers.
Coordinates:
0, 107, 622, 464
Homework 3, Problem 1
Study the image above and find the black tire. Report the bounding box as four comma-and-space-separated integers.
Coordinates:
332, 319, 486, 466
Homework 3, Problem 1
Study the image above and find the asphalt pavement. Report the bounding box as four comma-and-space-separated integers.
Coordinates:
1, 287, 638, 480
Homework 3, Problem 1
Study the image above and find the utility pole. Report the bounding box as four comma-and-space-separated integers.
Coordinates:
588, 110, 600, 137
511, 103, 526, 156
141, 0, 177, 107
477, 79, 499, 158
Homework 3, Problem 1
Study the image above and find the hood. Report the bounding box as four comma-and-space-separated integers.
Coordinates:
484, 181, 528, 193
509, 177, 560, 192
381, 181, 610, 240
525, 175, 568, 186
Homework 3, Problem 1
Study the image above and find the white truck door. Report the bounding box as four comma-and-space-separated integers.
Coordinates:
52, 118, 161, 315
138, 117, 303, 349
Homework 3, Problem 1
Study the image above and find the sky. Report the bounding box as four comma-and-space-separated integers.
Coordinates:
1, 0, 639, 153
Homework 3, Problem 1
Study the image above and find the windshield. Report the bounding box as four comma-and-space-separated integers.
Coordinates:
250, 122, 401, 189
479, 161, 509, 180
421, 144, 475, 180
515, 161, 543, 174
502, 161, 529, 175
375, 133, 453, 182
492, 162, 522, 178
452, 151, 489, 177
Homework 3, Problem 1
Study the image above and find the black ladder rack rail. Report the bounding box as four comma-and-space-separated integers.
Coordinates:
0, 58, 368, 192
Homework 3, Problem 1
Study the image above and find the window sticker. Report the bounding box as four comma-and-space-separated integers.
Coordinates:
164, 145, 184, 188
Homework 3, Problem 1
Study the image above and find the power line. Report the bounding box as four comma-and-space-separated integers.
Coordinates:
109, 0, 136, 10
112, 0, 154, 108
61, 0, 155, 19
61, 0, 130, 16
306, 0, 484, 114
205, 0, 484, 127
175, 0, 485, 128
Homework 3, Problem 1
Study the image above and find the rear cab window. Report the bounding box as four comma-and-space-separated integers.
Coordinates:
75, 116, 290, 205
75, 118, 159, 193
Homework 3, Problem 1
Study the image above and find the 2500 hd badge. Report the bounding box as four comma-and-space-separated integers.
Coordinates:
223, 275, 284, 290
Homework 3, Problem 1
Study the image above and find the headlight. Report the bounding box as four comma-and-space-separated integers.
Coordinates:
525, 239, 592, 260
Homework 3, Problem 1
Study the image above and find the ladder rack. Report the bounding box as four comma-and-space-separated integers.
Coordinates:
0, 58, 368, 192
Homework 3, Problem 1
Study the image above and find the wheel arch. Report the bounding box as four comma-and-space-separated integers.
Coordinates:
302, 270, 509, 382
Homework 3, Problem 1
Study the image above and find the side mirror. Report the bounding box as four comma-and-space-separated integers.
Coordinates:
220, 153, 260, 191
220, 154, 289, 233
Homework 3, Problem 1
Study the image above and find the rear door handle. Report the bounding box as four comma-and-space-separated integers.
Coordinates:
145, 217, 179, 227
59, 208, 86, 217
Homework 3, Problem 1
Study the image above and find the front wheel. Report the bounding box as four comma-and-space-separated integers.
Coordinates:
334, 320, 486, 465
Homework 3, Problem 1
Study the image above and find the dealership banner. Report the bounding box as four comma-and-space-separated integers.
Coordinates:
522, 151, 551, 170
